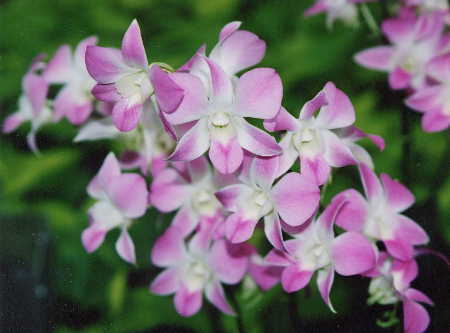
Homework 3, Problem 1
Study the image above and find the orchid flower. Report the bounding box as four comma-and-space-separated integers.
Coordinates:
264, 82, 357, 185
405, 0, 449, 13
150, 156, 232, 237
81, 153, 148, 264
75, 100, 175, 175
265, 194, 377, 311
304, 0, 372, 28
355, 11, 448, 90
85, 19, 155, 132
365, 252, 433, 333
215, 155, 320, 249
335, 125, 385, 169
150, 226, 249, 316
43, 36, 98, 125
2, 54, 50, 153
405, 52, 450, 132
153, 56, 283, 174
334, 164, 429, 261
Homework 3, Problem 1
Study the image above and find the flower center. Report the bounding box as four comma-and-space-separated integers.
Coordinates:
115, 71, 153, 102
192, 189, 219, 216
185, 259, 211, 291
211, 112, 231, 127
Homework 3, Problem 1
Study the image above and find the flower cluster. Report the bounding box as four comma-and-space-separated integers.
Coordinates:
354, 1, 450, 132
3, 19, 443, 333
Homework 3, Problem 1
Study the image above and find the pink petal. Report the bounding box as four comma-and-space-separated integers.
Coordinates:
204, 57, 233, 104
209, 138, 244, 174
426, 52, 450, 82
115, 228, 136, 264
205, 281, 235, 315
315, 82, 356, 129
112, 99, 142, 132
421, 109, 450, 132
87, 152, 121, 199
43, 45, 72, 83
354, 46, 394, 71
219, 21, 242, 41
54, 86, 93, 125
121, 19, 148, 68
333, 189, 368, 232
380, 173, 414, 212
381, 16, 416, 44
150, 65, 184, 114
358, 163, 383, 201
150, 267, 180, 295
2, 112, 24, 134
272, 172, 320, 227
265, 248, 293, 267
300, 155, 331, 186
403, 300, 430, 333
150, 169, 192, 212
304, 0, 327, 16
91, 84, 121, 103
210, 30, 266, 75
388, 67, 412, 90
235, 118, 282, 156
209, 239, 248, 284
281, 265, 313, 293
151, 226, 186, 267
85, 46, 126, 84
169, 118, 210, 161
109, 173, 148, 218
81, 224, 107, 253
331, 231, 377, 276
276, 134, 299, 178
174, 285, 203, 317
165, 72, 208, 124
264, 213, 285, 250
395, 215, 429, 245
23, 72, 48, 116
322, 131, 357, 167
248, 256, 282, 290
251, 155, 279, 189
317, 193, 348, 232
264, 107, 299, 132
385, 239, 414, 261
225, 212, 258, 244
300, 89, 327, 120
178, 45, 206, 72
171, 206, 197, 237
317, 267, 336, 312
234, 68, 283, 119
404, 288, 433, 306
74, 36, 98, 69
215, 184, 252, 212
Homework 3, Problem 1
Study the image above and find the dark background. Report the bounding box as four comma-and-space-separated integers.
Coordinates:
0, 0, 449, 332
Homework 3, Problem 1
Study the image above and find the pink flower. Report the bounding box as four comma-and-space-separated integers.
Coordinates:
334, 164, 429, 261
265, 194, 377, 311
215, 155, 320, 249
355, 11, 448, 90
81, 153, 148, 264
154, 56, 283, 174
150, 226, 249, 316
3, 54, 50, 153
305, 0, 372, 28
405, 52, 450, 132
366, 253, 433, 333
44, 36, 98, 125
264, 82, 357, 185
85, 19, 153, 131
150, 156, 231, 237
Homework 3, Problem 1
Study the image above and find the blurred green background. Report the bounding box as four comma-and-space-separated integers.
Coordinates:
0, 0, 449, 332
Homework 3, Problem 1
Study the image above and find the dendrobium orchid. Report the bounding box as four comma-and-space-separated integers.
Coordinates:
82, 153, 148, 264
334, 164, 429, 261
405, 52, 450, 132
150, 226, 249, 317
2, 55, 50, 153
43, 36, 98, 125
355, 11, 448, 90
155, 57, 283, 174
265, 195, 377, 311
305, 0, 372, 27
365, 253, 433, 333
85, 20, 154, 132
216, 156, 320, 249
264, 82, 357, 185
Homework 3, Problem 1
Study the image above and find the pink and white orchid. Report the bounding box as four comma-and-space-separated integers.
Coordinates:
150, 226, 249, 316
264, 82, 357, 185
81, 153, 148, 264
85, 19, 154, 132
365, 253, 433, 333
305, 0, 372, 28
355, 11, 449, 90
2, 54, 51, 153
43, 36, 98, 125
405, 52, 450, 132
215, 156, 320, 249
334, 164, 429, 261
154, 57, 283, 174
265, 194, 377, 311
